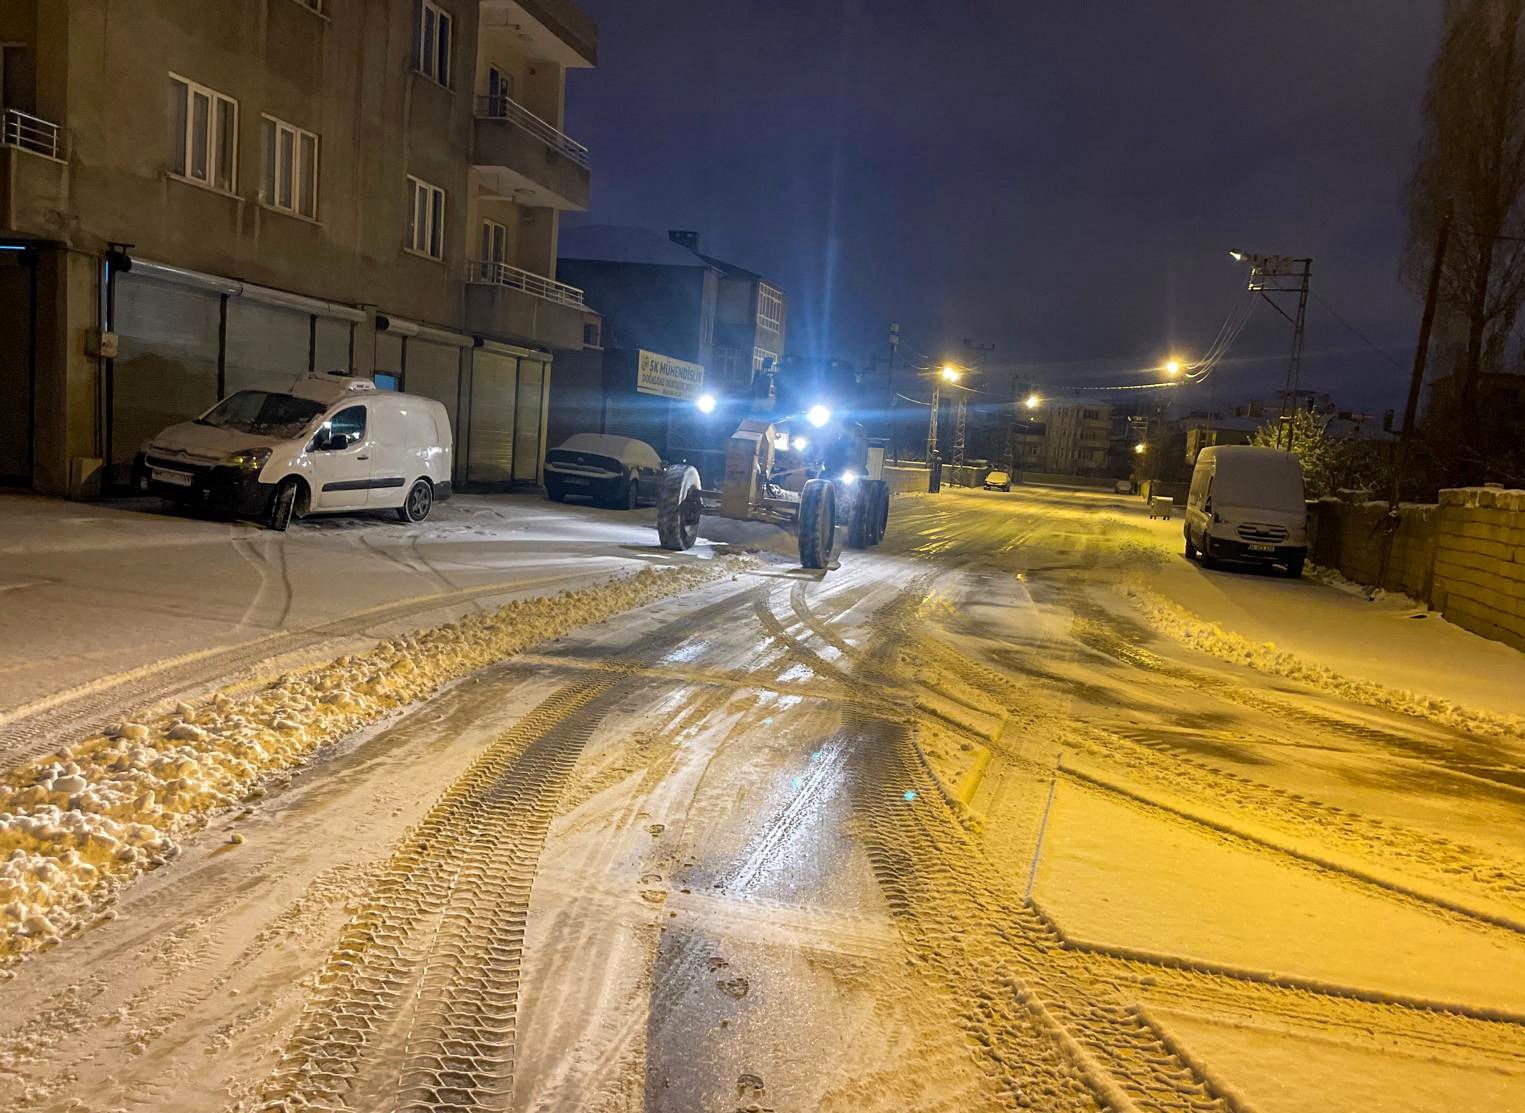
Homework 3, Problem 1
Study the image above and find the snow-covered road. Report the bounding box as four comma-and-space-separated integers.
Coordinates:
2, 485, 1522, 1111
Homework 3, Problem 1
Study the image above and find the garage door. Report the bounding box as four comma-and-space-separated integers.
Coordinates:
405, 339, 461, 442
0, 251, 33, 484
314, 316, 352, 374
467, 349, 518, 486
603, 392, 668, 455
225, 299, 312, 396
111, 272, 221, 481
512, 359, 548, 483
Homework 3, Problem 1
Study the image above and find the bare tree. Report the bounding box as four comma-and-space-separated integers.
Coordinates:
1406, 0, 1525, 482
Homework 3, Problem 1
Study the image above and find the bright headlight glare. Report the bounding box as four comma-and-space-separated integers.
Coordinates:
806, 404, 831, 428
695, 393, 717, 414
791, 435, 808, 451
840, 469, 858, 485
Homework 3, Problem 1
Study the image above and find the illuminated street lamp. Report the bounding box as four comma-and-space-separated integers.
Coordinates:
1023, 393, 1041, 410
1164, 358, 1183, 377
1133, 442, 1147, 455
940, 364, 961, 382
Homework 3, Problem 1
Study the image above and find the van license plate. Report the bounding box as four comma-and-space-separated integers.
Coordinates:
1248, 543, 1274, 553
564, 478, 589, 485
153, 469, 194, 488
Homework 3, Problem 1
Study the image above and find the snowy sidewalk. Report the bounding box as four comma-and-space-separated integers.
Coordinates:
0, 491, 710, 734
1114, 500, 1525, 723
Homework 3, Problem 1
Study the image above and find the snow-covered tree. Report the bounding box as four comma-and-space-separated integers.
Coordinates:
1251, 410, 1336, 497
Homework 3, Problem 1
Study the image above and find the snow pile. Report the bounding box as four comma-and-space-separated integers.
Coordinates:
0, 563, 730, 958
1120, 584, 1525, 744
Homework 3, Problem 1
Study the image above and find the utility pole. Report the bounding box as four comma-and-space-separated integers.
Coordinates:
1233, 251, 1313, 451
951, 395, 969, 468
888, 322, 901, 464
927, 377, 941, 462
1378, 208, 1452, 587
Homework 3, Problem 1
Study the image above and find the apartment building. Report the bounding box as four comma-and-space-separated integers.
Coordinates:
1027, 399, 1112, 476
0, 0, 600, 496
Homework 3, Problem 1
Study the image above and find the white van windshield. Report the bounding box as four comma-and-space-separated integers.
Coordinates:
1213, 455, 1305, 510
197, 391, 328, 438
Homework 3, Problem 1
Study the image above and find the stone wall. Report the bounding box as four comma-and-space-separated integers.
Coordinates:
1431, 487, 1525, 651
1311, 487, 1525, 652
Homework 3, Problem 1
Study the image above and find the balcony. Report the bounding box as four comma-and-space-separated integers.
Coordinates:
473, 95, 590, 211
2, 110, 68, 236
2, 109, 62, 160
481, 0, 597, 68
464, 260, 595, 350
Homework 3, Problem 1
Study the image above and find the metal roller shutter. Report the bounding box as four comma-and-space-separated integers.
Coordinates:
513, 359, 548, 483
404, 338, 461, 441
225, 299, 312, 396
602, 393, 668, 454
111, 273, 221, 478
467, 350, 518, 486
0, 253, 32, 483
314, 316, 352, 373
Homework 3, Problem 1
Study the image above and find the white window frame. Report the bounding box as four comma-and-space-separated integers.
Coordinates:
261, 114, 320, 220
169, 73, 238, 192
757, 284, 783, 332
414, 0, 453, 87
406, 175, 446, 260
752, 346, 777, 374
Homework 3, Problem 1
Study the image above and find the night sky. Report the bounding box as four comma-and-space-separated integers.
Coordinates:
564, 1, 1442, 414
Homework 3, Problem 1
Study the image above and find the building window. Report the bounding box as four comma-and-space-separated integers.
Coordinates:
757, 284, 783, 332
1082, 408, 1101, 420
752, 347, 776, 374
583, 320, 602, 348
261, 116, 319, 219
413, 0, 453, 87
406, 176, 445, 259
486, 64, 514, 114
170, 74, 237, 191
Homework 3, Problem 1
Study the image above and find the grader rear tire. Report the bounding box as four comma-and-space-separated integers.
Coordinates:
657, 465, 701, 551
798, 478, 837, 569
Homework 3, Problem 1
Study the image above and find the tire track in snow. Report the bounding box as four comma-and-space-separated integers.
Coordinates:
255, 586, 761, 1111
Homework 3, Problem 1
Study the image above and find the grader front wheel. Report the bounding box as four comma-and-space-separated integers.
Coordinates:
798, 478, 837, 569
657, 465, 702, 551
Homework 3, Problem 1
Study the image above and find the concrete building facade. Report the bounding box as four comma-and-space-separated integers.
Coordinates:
1, 0, 600, 495
1027, 399, 1111, 476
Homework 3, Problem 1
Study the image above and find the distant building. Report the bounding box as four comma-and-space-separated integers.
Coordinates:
1426, 369, 1525, 422
1, 0, 603, 495
1023, 399, 1111, 476
1106, 397, 1169, 476
1183, 415, 1260, 463
552, 226, 788, 470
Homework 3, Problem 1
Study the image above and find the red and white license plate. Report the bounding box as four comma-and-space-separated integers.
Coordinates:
152, 468, 194, 488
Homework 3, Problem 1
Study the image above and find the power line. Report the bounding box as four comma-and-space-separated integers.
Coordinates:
1311, 292, 1406, 372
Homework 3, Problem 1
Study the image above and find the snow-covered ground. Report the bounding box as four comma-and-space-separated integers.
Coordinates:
0, 483, 1520, 1111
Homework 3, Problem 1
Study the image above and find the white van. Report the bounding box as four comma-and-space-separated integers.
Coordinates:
1183, 445, 1307, 577
132, 372, 453, 530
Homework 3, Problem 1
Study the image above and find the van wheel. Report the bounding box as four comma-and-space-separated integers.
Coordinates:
623, 476, 639, 510
398, 479, 433, 523
1200, 537, 1218, 569
267, 477, 301, 532
1285, 555, 1305, 579
1184, 533, 1198, 560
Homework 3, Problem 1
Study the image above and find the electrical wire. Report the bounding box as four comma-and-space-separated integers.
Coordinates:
1311, 292, 1406, 372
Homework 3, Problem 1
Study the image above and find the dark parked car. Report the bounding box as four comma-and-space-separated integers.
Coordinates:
544, 433, 664, 509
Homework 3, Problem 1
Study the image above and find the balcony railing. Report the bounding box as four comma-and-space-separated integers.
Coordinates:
2, 109, 61, 159
474, 94, 590, 169
466, 260, 586, 308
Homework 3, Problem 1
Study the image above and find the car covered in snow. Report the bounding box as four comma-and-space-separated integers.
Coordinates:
544, 433, 665, 509
1184, 445, 1308, 577
132, 373, 453, 531
984, 470, 1012, 491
